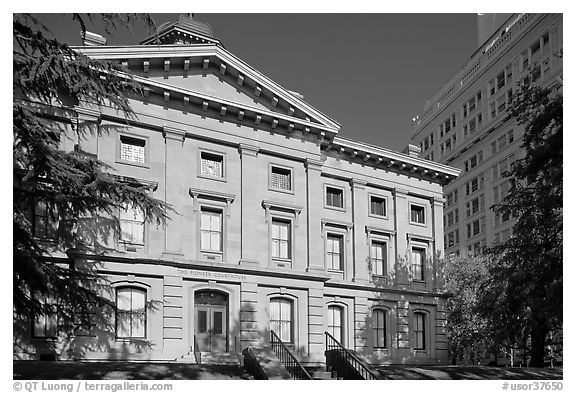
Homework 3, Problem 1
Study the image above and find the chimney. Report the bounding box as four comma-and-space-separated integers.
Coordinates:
403, 144, 421, 158
82, 31, 107, 46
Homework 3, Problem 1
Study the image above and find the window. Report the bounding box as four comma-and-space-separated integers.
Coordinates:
271, 219, 291, 259
326, 234, 344, 271
326, 187, 344, 209
467, 217, 485, 238
327, 305, 344, 343
370, 196, 387, 217
410, 204, 425, 225
33, 200, 58, 240
446, 190, 458, 207
496, 71, 506, 89
201, 209, 222, 252
446, 229, 459, 248
371, 241, 387, 276
414, 312, 426, 350
33, 295, 58, 338
446, 209, 458, 227
270, 298, 293, 343
200, 152, 224, 178
120, 135, 146, 164
466, 195, 485, 217
411, 247, 426, 281
373, 309, 387, 349
465, 175, 484, 196
120, 204, 144, 244
271, 166, 292, 191
116, 287, 146, 339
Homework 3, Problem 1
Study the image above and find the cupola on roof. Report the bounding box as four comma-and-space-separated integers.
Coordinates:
140, 14, 220, 46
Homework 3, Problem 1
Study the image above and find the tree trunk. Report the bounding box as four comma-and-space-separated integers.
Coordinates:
529, 323, 547, 367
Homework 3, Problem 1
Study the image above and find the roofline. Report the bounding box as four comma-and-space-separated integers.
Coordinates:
332, 136, 461, 180
72, 44, 342, 131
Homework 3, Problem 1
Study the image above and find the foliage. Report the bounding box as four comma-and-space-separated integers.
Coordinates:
488, 74, 563, 367
444, 256, 494, 365
13, 14, 171, 327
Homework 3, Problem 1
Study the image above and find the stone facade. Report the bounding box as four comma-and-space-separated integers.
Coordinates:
14, 16, 459, 365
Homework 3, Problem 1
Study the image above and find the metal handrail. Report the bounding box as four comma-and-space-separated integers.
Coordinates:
270, 330, 312, 380
325, 331, 379, 380
193, 334, 201, 364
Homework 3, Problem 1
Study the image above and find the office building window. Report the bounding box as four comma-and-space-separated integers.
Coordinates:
270, 298, 293, 343
371, 241, 387, 276
120, 205, 145, 244
326, 234, 344, 271
370, 196, 387, 217
410, 204, 425, 224
271, 166, 292, 191
200, 152, 224, 178
200, 209, 222, 252
271, 219, 291, 259
373, 309, 387, 349
414, 312, 426, 350
411, 247, 426, 281
33, 200, 58, 240
327, 305, 344, 343
326, 187, 344, 209
116, 287, 146, 339
120, 136, 146, 164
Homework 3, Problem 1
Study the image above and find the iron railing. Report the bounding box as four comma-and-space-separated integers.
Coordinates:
193, 335, 201, 364
270, 330, 312, 380
325, 331, 379, 380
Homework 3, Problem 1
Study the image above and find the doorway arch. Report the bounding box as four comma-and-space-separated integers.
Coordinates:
194, 289, 229, 352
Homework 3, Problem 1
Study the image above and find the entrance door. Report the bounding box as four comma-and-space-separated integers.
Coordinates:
194, 290, 228, 352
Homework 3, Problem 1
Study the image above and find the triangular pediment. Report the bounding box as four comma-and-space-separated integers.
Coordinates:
143, 68, 278, 114
73, 45, 340, 132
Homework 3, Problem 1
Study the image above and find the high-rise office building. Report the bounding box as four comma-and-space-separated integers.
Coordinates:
411, 13, 562, 257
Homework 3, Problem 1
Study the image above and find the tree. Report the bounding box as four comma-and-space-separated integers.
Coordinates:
489, 72, 562, 367
445, 255, 498, 365
13, 14, 171, 329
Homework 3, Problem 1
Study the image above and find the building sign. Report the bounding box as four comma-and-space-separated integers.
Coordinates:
177, 269, 247, 281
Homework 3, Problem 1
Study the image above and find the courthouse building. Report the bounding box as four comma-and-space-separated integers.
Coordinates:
411, 13, 562, 257
14, 15, 460, 365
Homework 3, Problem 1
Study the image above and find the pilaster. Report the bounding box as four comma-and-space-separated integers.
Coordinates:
74, 107, 102, 156
162, 126, 186, 257
305, 158, 325, 273
393, 188, 410, 286
307, 284, 325, 362
238, 144, 261, 265
350, 179, 369, 284
163, 276, 183, 350
432, 196, 445, 290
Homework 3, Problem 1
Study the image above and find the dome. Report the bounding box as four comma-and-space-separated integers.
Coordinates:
156, 14, 214, 38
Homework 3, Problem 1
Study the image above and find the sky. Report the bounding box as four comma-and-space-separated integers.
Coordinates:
31, 13, 478, 152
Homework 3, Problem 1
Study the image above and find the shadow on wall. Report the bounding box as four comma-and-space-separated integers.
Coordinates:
13, 257, 162, 361
355, 249, 447, 366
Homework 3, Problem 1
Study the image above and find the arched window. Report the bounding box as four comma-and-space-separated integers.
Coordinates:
414, 312, 426, 350
270, 298, 293, 343
373, 309, 387, 349
116, 287, 146, 339
327, 305, 344, 344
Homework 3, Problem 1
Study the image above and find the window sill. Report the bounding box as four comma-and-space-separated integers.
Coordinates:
324, 205, 346, 212
269, 186, 294, 195
116, 159, 149, 169
368, 213, 389, 220
197, 174, 227, 183
409, 221, 427, 228
115, 337, 147, 342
